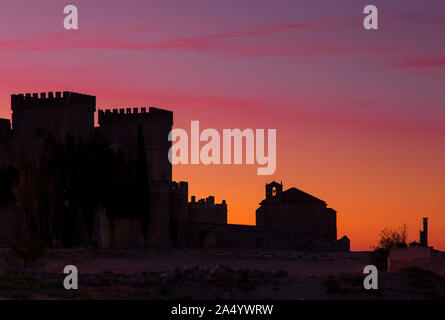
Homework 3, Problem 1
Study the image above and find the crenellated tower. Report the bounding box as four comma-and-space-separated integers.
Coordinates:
98, 107, 173, 181
11, 91, 96, 155
188, 196, 228, 225
0, 119, 12, 166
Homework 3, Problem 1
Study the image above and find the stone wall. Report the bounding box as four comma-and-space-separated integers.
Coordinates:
145, 180, 171, 248
0, 119, 11, 167
98, 107, 173, 181
177, 222, 348, 252
11, 92, 95, 155
93, 207, 142, 249
387, 247, 440, 272
91, 209, 348, 252
0, 202, 21, 247
0, 144, 11, 168
188, 196, 227, 225
93, 180, 172, 249
170, 181, 188, 222
256, 204, 337, 241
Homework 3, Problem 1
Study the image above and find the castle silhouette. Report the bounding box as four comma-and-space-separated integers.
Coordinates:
0, 91, 349, 251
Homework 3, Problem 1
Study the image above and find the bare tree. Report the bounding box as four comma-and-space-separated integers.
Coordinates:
376, 224, 408, 250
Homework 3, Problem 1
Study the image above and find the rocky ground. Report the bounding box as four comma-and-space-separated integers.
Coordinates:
0, 248, 444, 300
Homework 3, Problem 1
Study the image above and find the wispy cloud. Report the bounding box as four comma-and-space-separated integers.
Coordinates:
389, 58, 445, 69
385, 11, 445, 28
0, 23, 310, 51
0, 22, 350, 58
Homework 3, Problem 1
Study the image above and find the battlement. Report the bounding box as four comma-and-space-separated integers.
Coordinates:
98, 107, 173, 125
190, 196, 227, 208
188, 195, 227, 225
11, 91, 96, 111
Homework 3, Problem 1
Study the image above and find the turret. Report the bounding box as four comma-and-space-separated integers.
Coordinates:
98, 107, 173, 126
11, 91, 96, 112
97, 106, 173, 181
11, 91, 96, 155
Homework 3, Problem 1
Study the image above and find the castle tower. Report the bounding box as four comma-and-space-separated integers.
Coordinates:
170, 181, 189, 222
98, 107, 173, 181
145, 179, 171, 247
11, 92, 96, 155
0, 119, 12, 166
0, 119, 11, 144
187, 196, 227, 224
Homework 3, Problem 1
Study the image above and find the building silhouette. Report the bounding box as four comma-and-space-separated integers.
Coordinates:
0, 91, 349, 251
256, 181, 337, 241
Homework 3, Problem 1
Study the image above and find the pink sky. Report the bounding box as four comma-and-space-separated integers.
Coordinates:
0, 0, 444, 250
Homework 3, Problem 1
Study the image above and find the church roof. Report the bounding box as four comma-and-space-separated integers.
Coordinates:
282, 187, 326, 205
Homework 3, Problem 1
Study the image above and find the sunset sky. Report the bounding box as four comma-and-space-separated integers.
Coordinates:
0, 0, 444, 250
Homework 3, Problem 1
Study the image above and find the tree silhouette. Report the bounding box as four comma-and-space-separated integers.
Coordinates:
376, 224, 408, 250
13, 133, 135, 247
370, 224, 408, 270
0, 165, 17, 205
136, 125, 151, 234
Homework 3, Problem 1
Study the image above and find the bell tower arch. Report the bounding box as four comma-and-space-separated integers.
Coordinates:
265, 180, 283, 201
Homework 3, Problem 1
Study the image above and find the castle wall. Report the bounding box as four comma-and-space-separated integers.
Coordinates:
93, 207, 111, 248
170, 181, 188, 226
95, 181, 172, 249
111, 217, 142, 248
0, 119, 11, 144
92, 207, 142, 249
2, 92, 349, 252
91, 193, 346, 251
144, 179, 171, 248
388, 247, 432, 272
256, 204, 337, 240
177, 222, 347, 251
188, 196, 227, 224
11, 92, 96, 155
0, 202, 21, 247
98, 107, 173, 181
0, 119, 12, 167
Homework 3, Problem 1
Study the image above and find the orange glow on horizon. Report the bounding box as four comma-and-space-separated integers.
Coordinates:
1, 0, 445, 252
